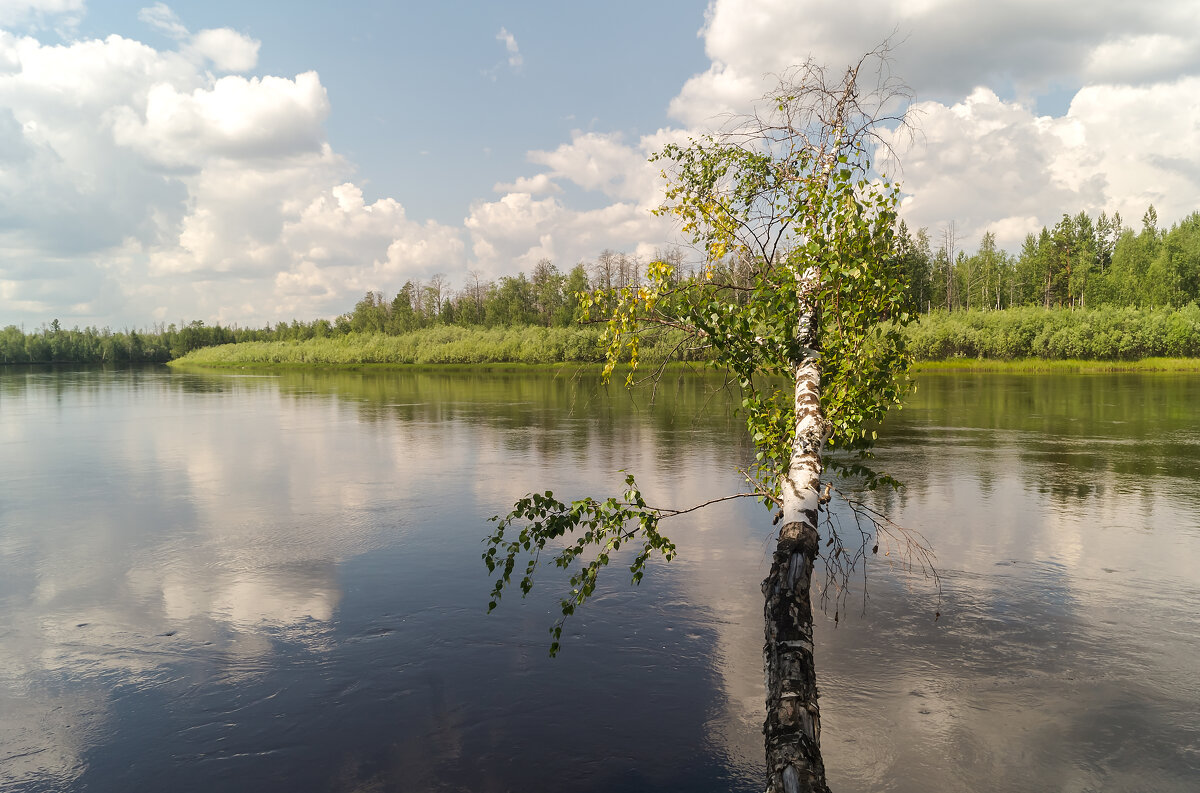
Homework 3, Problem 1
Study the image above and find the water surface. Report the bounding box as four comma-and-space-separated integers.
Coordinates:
0, 366, 1197, 792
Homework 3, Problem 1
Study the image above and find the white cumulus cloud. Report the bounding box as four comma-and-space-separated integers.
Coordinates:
111, 71, 330, 168
5, 0, 1200, 328
465, 127, 696, 275
881, 75, 1200, 249
669, 0, 1200, 126
655, 0, 1200, 253
186, 27, 260, 73
492, 172, 561, 196
0, 15, 463, 327
139, 2, 260, 73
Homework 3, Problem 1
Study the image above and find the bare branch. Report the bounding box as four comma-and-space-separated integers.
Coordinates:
814, 485, 943, 621
649, 491, 762, 518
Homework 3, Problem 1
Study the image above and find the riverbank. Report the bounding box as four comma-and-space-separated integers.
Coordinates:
906, 305, 1200, 360
170, 306, 1200, 372
171, 354, 1200, 374
911, 357, 1200, 373
166, 325, 697, 368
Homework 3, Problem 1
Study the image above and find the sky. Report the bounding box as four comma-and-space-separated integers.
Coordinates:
2, 0, 1199, 329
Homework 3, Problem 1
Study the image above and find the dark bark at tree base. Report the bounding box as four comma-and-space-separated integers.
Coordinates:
763, 518, 830, 793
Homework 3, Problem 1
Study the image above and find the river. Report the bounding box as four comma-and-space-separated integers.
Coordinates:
1, 366, 1197, 792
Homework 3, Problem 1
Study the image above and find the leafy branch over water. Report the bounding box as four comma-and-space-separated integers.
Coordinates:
483, 473, 678, 657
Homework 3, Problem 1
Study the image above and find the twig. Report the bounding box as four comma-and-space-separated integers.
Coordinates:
646, 491, 762, 518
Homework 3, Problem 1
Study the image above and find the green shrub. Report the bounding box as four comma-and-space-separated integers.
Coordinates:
903, 305, 1200, 361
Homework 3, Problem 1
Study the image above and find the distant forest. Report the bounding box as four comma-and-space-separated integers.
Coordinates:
899, 205, 1200, 312
3, 205, 1200, 364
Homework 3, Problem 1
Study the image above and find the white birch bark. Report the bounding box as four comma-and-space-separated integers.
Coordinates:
763, 265, 831, 793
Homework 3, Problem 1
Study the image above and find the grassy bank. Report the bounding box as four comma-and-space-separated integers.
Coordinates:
168, 324, 695, 368
170, 306, 1200, 372
911, 357, 1200, 373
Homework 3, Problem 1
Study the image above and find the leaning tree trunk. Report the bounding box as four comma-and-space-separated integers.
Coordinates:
763, 266, 831, 793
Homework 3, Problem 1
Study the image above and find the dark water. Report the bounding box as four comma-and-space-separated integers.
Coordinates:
0, 366, 1197, 792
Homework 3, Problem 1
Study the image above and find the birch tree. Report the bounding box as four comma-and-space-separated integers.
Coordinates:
483, 51, 928, 793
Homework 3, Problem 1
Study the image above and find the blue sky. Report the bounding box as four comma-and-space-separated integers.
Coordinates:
2, 0, 1200, 328
80, 1, 712, 224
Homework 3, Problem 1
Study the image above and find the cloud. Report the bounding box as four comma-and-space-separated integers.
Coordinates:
464, 128, 697, 275
527, 131, 659, 202
668, 0, 1200, 126
883, 77, 1200, 248
881, 88, 1085, 248
111, 71, 330, 168
279, 182, 466, 296
497, 26, 522, 68
186, 27, 261, 73
137, 2, 187, 39
470, 0, 1200, 271
483, 26, 522, 80
647, 0, 1200, 254
5, 0, 1200, 328
1084, 33, 1200, 85
492, 172, 561, 195
146, 173, 466, 322
0, 0, 84, 31
494, 127, 693, 206
0, 25, 462, 327
464, 191, 670, 276
139, 3, 260, 72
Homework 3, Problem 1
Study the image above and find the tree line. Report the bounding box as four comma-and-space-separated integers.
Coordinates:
338, 250, 686, 335
898, 205, 1200, 312
6, 207, 1200, 365
0, 250, 679, 364
346, 205, 1200, 337
0, 317, 322, 364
